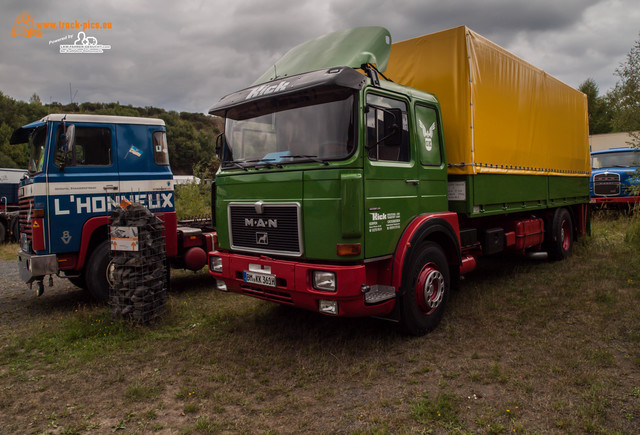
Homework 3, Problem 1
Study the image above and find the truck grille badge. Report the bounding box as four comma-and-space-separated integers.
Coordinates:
256, 232, 268, 245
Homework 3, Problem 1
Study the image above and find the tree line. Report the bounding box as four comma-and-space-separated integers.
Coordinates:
579, 34, 640, 135
0, 92, 222, 175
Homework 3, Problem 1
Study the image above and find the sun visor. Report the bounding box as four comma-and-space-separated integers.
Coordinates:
209, 67, 367, 117
10, 120, 46, 144
252, 26, 391, 85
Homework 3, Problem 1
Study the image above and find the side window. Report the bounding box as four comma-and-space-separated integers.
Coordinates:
55, 126, 112, 167
366, 94, 409, 162
153, 131, 170, 165
415, 105, 442, 166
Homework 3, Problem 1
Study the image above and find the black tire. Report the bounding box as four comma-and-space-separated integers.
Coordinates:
67, 274, 87, 289
10, 216, 19, 243
0, 221, 5, 244
399, 241, 450, 336
546, 208, 573, 261
85, 241, 112, 302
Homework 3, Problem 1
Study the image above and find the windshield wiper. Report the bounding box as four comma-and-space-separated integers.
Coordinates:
222, 160, 248, 171
280, 155, 329, 165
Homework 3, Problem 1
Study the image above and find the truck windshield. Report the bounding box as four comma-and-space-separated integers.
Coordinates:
592, 150, 639, 169
222, 88, 355, 168
27, 126, 47, 174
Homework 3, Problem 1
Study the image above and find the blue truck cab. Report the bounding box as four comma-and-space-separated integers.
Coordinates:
590, 147, 640, 206
10, 114, 183, 299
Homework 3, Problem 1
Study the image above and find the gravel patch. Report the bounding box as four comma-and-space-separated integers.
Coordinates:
0, 259, 84, 313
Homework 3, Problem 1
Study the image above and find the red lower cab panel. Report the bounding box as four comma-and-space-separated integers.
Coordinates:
209, 251, 396, 317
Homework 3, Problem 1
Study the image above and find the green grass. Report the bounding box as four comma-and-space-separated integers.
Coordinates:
0, 242, 17, 261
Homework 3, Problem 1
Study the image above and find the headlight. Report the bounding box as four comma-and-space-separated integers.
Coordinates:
209, 256, 223, 273
318, 300, 338, 315
313, 271, 336, 292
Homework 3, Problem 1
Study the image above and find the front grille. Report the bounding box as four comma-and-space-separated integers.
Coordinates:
228, 202, 302, 256
19, 197, 34, 242
594, 173, 620, 196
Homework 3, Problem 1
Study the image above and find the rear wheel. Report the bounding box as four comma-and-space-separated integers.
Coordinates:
399, 242, 450, 335
546, 208, 573, 261
85, 241, 113, 302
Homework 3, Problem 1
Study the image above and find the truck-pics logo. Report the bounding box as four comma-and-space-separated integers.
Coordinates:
11, 11, 112, 38
11, 12, 42, 38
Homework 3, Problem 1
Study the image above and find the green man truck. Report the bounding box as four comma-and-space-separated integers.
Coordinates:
207, 26, 590, 335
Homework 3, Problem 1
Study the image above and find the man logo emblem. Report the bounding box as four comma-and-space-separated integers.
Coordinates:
256, 232, 268, 245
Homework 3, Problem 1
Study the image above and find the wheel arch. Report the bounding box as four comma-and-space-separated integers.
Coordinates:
391, 213, 461, 293
77, 216, 110, 270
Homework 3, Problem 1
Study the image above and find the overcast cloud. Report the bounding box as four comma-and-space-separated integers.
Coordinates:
1, 0, 639, 113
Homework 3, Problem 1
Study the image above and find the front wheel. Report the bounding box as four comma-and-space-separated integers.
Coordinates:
85, 241, 113, 302
399, 242, 450, 336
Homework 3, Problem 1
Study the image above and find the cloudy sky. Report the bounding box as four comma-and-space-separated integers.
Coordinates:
2, 0, 639, 114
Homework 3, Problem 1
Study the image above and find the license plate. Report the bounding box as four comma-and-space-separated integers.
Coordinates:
243, 271, 276, 287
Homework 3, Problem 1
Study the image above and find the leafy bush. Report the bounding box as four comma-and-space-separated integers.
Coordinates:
174, 182, 211, 219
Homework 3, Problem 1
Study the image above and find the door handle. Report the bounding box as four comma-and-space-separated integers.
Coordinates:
405, 179, 420, 185
103, 185, 118, 191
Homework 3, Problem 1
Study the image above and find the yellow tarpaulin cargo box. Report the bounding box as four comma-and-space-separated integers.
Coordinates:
386, 26, 590, 177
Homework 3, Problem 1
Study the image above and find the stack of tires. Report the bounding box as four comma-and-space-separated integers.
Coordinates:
110, 203, 167, 323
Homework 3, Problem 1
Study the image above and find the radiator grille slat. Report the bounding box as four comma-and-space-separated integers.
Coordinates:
594, 173, 620, 196
228, 203, 302, 256
19, 197, 34, 240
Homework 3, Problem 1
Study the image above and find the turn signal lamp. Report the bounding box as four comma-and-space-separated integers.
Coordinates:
336, 243, 361, 256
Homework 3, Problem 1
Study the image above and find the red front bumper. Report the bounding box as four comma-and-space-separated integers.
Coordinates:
591, 196, 640, 204
208, 251, 395, 317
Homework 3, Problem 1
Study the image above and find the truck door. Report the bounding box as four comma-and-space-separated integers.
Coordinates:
47, 122, 118, 254
364, 93, 418, 258
414, 104, 448, 212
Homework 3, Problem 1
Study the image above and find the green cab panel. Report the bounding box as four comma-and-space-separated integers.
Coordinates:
215, 171, 303, 251
216, 169, 365, 261
303, 169, 364, 260
253, 27, 391, 85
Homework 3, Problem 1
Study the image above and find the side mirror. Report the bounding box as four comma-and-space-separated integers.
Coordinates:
382, 108, 402, 147
215, 133, 223, 159
215, 132, 232, 161
367, 106, 403, 148
64, 124, 75, 154
58, 123, 75, 170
